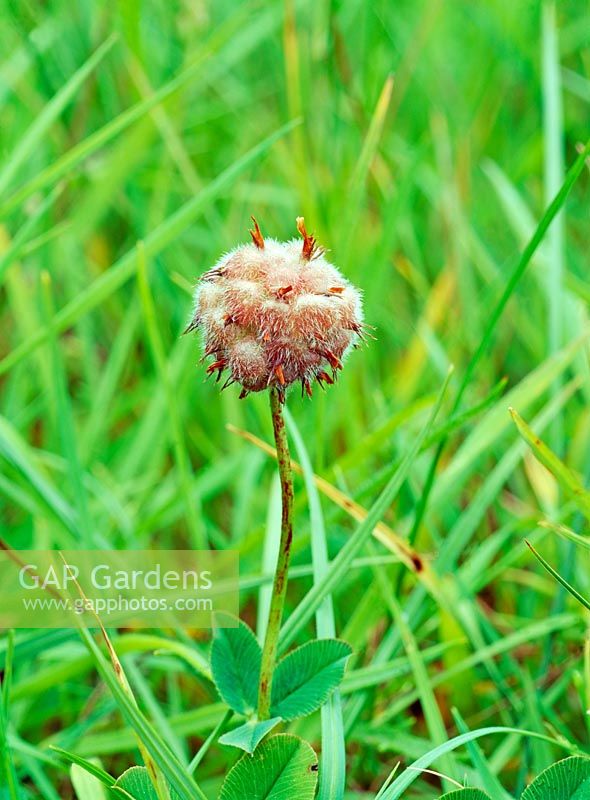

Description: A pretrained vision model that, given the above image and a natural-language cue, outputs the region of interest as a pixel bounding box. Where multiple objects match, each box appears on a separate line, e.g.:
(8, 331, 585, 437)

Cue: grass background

(0, 0, 589, 797)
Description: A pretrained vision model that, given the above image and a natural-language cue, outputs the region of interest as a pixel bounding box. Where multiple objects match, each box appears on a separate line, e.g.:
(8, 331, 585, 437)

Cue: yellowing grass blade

(510, 407, 590, 519)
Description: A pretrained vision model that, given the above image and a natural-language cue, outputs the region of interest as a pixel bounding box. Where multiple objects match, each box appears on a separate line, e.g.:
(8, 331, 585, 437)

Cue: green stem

(258, 388, 294, 720)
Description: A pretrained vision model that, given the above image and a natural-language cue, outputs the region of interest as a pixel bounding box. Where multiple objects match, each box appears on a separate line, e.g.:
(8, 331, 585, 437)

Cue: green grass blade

(427, 339, 585, 522)
(0, 119, 299, 377)
(40, 271, 92, 545)
(188, 709, 233, 775)
(372, 554, 458, 790)
(124, 655, 187, 765)
(286, 409, 346, 800)
(457, 136, 590, 405)
(510, 406, 590, 519)
(435, 379, 580, 574)
(79, 301, 141, 463)
(542, 0, 566, 449)
(79, 628, 209, 800)
(0, 4, 282, 215)
(279, 367, 452, 651)
(451, 709, 513, 800)
(11, 632, 210, 702)
(525, 540, 590, 612)
(0, 416, 78, 541)
(0, 34, 117, 197)
(137, 243, 203, 547)
(374, 613, 578, 726)
(49, 747, 115, 788)
(0, 185, 62, 283)
(410, 133, 590, 540)
(539, 519, 590, 551)
(376, 726, 577, 799)
(0, 631, 20, 800)
(0, 57, 199, 216)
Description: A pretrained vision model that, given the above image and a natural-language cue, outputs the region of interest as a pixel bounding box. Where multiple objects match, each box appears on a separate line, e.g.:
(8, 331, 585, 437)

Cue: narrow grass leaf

(257, 474, 281, 641)
(435, 378, 580, 575)
(79, 628, 208, 800)
(228, 422, 433, 585)
(0, 4, 283, 215)
(457, 136, 590, 405)
(137, 243, 202, 546)
(450, 709, 513, 800)
(59, 560, 172, 800)
(286, 410, 346, 800)
(49, 748, 114, 788)
(0, 416, 78, 541)
(374, 613, 578, 725)
(0, 185, 62, 283)
(525, 541, 590, 612)
(12, 633, 211, 701)
(372, 555, 458, 788)
(510, 407, 590, 519)
(341, 640, 462, 695)
(0, 34, 117, 196)
(74, 705, 227, 758)
(342, 74, 394, 259)
(542, 0, 566, 449)
(0, 631, 19, 800)
(429, 337, 585, 515)
(376, 727, 576, 799)
(410, 133, 590, 539)
(279, 368, 452, 650)
(0, 119, 299, 377)
(124, 657, 187, 766)
(40, 271, 92, 545)
(539, 519, 590, 551)
(188, 709, 232, 774)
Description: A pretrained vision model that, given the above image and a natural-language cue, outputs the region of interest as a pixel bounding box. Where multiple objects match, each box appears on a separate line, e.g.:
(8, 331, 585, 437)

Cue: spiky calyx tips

(186, 217, 367, 400)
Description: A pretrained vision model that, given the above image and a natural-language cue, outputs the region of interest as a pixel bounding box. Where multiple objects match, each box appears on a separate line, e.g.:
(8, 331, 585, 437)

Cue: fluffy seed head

(187, 217, 367, 400)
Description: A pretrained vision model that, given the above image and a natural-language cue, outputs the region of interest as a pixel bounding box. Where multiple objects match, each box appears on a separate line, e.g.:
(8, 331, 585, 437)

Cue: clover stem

(258, 387, 294, 720)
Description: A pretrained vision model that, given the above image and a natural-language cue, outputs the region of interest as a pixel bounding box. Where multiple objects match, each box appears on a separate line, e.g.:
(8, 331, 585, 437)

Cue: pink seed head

(187, 217, 367, 400)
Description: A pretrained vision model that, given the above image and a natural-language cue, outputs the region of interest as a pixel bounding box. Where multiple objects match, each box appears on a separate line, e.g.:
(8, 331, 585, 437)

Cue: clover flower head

(186, 217, 368, 401)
